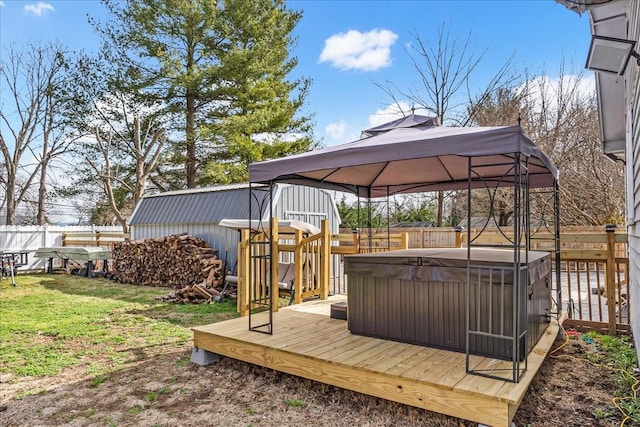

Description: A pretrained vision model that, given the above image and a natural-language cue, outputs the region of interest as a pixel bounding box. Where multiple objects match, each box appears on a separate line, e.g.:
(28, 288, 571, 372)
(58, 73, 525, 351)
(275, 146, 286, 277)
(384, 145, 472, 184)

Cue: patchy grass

(585, 332, 640, 424)
(0, 274, 237, 381)
(564, 332, 640, 425)
(2, 273, 637, 427)
(283, 397, 306, 409)
(90, 374, 109, 388)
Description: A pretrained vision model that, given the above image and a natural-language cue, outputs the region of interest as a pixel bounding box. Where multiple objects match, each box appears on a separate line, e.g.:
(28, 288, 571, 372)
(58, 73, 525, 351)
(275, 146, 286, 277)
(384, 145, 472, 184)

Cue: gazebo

(247, 114, 560, 382)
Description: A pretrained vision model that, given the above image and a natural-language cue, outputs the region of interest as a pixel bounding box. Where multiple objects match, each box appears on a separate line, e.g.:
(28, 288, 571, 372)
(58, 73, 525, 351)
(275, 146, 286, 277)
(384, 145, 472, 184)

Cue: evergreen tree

(92, 0, 315, 188)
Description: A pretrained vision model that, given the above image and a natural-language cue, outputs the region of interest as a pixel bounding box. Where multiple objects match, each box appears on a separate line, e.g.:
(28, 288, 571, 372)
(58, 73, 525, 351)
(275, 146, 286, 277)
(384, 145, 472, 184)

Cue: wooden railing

(466, 227, 629, 334)
(282, 223, 331, 304)
(236, 219, 331, 316)
(558, 231, 629, 335)
(331, 230, 409, 254)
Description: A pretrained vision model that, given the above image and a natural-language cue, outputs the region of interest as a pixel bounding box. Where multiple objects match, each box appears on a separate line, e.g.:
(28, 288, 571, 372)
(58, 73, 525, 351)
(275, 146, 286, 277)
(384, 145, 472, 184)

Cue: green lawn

(0, 274, 237, 378)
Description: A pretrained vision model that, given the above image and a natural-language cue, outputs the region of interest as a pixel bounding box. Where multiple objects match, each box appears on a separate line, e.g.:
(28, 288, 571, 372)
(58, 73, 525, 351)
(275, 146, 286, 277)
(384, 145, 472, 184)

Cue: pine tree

(93, 0, 315, 188)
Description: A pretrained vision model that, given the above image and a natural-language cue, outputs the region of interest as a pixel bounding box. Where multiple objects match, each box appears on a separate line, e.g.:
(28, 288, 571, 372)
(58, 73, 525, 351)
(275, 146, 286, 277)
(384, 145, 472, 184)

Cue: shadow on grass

(124, 303, 238, 328)
(35, 273, 170, 304)
(33, 273, 239, 327)
(0, 342, 467, 427)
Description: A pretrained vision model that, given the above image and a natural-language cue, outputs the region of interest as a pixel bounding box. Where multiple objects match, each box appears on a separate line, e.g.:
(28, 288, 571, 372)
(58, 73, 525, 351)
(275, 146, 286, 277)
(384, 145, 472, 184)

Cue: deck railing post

(605, 224, 617, 334)
(238, 229, 250, 316)
(352, 228, 360, 253)
(455, 226, 463, 248)
(400, 232, 409, 250)
(321, 219, 331, 299)
(271, 217, 279, 312)
(294, 229, 303, 304)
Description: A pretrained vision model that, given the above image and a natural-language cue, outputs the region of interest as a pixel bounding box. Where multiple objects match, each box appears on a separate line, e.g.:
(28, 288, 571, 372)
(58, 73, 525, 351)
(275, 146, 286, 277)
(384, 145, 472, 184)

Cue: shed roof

(129, 184, 273, 226)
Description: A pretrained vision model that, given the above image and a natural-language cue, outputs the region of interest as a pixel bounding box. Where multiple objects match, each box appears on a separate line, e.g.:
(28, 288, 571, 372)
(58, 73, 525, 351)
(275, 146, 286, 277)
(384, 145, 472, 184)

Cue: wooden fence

(62, 231, 130, 247)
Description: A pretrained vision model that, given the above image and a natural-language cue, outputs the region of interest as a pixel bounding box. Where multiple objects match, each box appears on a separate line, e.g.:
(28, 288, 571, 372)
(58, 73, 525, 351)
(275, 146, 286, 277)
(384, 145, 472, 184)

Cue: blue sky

(0, 0, 591, 146)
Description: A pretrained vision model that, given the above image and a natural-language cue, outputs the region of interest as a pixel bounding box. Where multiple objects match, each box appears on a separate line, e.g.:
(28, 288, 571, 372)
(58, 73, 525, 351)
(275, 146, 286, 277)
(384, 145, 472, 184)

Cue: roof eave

(588, 0, 630, 161)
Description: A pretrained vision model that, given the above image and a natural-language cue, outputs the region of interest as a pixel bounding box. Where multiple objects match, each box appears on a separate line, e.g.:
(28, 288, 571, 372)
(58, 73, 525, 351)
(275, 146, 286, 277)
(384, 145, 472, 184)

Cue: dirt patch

(0, 335, 635, 426)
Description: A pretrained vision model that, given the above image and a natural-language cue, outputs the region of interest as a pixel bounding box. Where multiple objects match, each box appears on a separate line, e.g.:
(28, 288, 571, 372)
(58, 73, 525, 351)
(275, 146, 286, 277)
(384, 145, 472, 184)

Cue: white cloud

(325, 120, 347, 140)
(367, 102, 411, 128)
(23, 2, 55, 16)
(319, 29, 398, 72)
(0, 1, 5, 7)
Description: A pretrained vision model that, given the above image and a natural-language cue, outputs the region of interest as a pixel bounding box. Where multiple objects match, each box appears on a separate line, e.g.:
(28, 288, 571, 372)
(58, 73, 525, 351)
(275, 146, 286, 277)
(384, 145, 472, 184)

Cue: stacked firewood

(154, 280, 237, 304)
(112, 234, 225, 295)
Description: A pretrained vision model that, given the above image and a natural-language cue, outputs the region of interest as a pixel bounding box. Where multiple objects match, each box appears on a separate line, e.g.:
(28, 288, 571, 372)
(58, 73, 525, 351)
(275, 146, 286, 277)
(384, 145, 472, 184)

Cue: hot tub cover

(344, 248, 551, 284)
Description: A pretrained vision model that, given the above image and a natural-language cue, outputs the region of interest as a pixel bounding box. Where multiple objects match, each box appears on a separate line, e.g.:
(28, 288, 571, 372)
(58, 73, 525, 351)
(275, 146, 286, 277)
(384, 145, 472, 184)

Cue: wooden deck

(192, 296, 560, 427)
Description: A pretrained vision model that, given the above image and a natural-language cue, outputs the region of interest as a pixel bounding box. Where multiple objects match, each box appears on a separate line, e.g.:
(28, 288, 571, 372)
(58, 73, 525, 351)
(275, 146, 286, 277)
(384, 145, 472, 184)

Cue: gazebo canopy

(249, 115, 558, 198)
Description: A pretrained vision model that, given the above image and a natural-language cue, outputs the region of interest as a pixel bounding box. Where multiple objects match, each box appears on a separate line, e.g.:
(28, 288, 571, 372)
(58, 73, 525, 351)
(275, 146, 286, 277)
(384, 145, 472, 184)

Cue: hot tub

(345, 248, 551, 360)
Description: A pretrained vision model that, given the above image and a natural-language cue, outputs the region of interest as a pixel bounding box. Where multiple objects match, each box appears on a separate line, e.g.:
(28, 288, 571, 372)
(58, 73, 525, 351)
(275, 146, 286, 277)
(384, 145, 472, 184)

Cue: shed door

(284, 211, 327, 229)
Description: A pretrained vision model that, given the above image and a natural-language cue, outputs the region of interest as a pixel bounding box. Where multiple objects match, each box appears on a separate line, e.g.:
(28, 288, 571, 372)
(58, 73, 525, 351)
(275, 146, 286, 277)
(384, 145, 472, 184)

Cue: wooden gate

(236, 219, 331, 316)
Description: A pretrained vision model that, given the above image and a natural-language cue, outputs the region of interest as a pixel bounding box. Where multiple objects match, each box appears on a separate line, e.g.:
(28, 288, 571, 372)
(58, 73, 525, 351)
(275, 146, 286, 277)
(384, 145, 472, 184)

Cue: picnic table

(34, 246, 112, 278)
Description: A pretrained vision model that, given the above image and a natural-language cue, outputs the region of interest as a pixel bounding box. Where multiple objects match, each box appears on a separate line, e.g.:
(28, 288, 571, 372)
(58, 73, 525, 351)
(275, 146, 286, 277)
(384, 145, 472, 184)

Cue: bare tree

(469, 61, 624, 226)
(79, 93, 167, 232)
(0, 42, 75, 225)
(376, 21, 519, 226)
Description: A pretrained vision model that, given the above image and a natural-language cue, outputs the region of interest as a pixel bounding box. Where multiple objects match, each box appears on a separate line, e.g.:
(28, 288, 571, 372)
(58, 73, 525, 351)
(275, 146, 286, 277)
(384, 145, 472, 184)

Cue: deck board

(192, 297, 559, 427)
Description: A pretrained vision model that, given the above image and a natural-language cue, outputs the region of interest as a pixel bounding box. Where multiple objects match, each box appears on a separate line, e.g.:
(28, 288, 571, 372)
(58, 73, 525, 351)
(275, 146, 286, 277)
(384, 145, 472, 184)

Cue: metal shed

(128, 183, 341, 272)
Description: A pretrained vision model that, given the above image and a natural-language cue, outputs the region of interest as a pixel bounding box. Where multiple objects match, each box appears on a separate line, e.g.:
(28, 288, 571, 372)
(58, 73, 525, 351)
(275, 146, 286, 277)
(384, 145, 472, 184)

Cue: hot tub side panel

(346, 254, 551, 360)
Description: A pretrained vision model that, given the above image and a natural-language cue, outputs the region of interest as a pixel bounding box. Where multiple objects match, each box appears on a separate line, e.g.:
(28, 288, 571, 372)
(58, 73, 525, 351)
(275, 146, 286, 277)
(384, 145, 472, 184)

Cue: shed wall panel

(129, 184, 342, 282)
(275, 186, 340, 233)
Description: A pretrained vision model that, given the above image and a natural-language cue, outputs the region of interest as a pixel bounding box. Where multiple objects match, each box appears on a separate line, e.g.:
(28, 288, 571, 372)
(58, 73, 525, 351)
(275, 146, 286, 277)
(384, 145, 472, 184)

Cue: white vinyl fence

(0, 225, 123, 272)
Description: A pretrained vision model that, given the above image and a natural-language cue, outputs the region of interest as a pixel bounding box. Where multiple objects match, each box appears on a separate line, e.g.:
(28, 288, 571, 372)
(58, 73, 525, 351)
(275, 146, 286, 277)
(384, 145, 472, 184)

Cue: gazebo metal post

(248, 182, 274, 334)
(367, 192, 373, 252)
(512, 154, 521, 382)
(466, 154, 529, 383)
(386, 189, 390, 251)
(465, 157, 472, 374)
